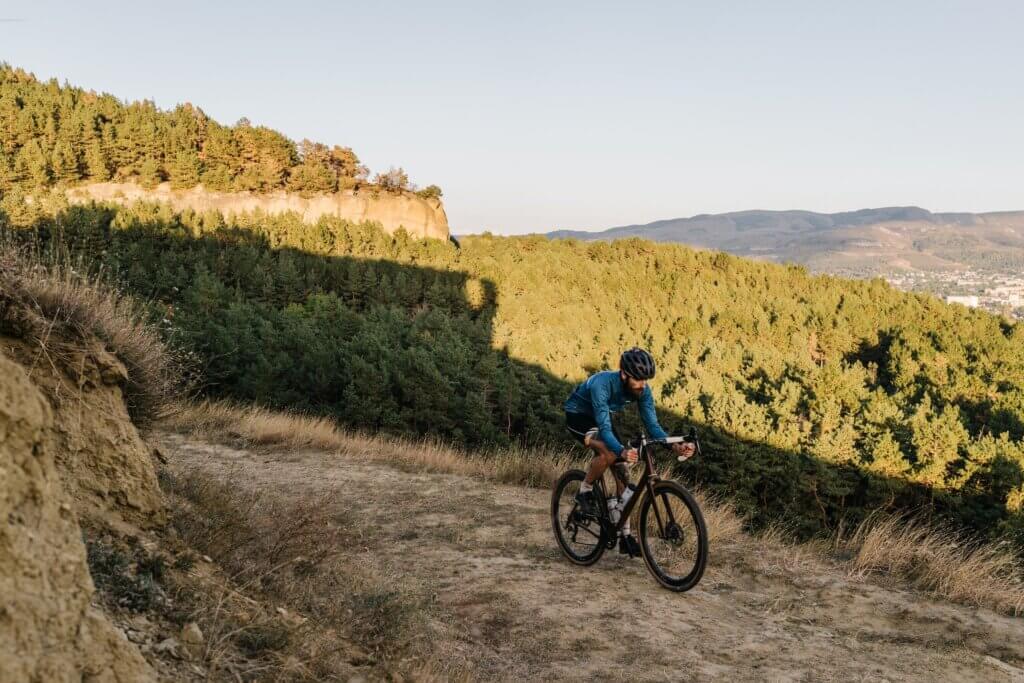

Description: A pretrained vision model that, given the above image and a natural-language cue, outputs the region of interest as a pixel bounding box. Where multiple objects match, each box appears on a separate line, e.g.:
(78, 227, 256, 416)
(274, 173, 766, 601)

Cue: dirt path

(158, 433, 1024, 682)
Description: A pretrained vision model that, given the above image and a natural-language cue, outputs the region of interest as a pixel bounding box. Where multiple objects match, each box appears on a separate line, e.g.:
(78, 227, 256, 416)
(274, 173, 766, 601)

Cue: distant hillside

(549, 207, 1024, 275)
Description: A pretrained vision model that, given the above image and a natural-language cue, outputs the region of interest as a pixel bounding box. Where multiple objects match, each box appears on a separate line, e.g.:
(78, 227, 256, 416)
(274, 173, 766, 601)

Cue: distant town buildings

(842, 267, 1024, 320)
(945, 295, 980, 308)
(984, 285, 1024, 307)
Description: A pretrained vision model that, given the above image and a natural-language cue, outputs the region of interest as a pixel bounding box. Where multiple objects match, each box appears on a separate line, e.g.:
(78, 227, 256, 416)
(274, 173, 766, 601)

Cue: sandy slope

(158, 433, 1024, 682)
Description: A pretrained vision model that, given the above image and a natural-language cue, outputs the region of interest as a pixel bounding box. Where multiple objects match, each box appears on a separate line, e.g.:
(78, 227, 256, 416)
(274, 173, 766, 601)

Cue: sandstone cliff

(0, 260, 167, 680)
(0, 346, 156, 682)
(68, 182, 450, 240)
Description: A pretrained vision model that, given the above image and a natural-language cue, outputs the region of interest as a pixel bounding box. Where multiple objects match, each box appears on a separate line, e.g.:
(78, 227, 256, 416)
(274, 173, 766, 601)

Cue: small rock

(154, 637, 180, 658)
(181, 622, 204, 646)
(95, 349, 129, 386)
(202, 555, 213, 563)
(126, 629, 147, 644)
(129, 615, 152, 630)
(275, 606, 307, 626)
(180, 622, 204, 659)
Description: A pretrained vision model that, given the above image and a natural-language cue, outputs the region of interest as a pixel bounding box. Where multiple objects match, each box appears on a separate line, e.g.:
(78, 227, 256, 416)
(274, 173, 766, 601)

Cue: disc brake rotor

(663, 522, 685, 547)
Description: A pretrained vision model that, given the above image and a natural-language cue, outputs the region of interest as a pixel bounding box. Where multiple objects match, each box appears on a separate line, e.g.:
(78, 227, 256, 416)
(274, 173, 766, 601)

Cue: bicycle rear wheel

(551, 469, 608, 566)
(638, 480, 707, 591)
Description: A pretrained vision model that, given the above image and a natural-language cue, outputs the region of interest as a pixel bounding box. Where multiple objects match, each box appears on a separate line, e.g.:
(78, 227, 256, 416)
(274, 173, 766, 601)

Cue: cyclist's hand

(673, 442, 696, 461)
(622, 448, 639, 464)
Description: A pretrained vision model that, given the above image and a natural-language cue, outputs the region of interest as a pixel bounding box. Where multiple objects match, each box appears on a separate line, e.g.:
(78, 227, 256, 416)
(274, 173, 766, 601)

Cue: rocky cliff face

(68, 182, 450, 241)
(0, 346, 156, 682)
(1, 335, 165, 529)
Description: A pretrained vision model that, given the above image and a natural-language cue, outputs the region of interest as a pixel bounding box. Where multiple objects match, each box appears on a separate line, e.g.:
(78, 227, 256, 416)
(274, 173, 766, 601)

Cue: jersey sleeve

(591, 378, 625, 456)
(640, 386, 669, 440)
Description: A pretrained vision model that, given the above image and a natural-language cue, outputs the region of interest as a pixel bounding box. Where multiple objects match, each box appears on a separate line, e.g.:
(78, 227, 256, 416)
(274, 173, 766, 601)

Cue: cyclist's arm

(591, 381, 625, 456)
(639, 386, 669, 441)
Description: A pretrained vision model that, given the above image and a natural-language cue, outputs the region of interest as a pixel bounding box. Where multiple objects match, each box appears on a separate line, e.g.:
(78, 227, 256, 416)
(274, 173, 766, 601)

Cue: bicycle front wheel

(638, 481, 708, 591)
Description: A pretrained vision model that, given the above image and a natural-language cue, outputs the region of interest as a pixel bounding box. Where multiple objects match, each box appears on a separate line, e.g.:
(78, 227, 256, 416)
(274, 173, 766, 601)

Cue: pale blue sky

(3, 1, 1022, 234)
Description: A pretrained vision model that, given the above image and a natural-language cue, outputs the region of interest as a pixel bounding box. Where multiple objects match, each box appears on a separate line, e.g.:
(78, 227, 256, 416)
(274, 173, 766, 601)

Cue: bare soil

(158, 433, 1024, 682)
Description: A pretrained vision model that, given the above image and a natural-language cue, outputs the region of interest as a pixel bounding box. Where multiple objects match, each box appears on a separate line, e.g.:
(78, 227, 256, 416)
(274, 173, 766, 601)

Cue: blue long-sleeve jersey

(563, 370, 669, 456)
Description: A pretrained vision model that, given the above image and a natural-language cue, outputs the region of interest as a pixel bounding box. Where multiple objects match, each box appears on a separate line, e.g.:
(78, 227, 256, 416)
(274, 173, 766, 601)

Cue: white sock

(622, 520, 631, 536)
(579, 482, 593, 493)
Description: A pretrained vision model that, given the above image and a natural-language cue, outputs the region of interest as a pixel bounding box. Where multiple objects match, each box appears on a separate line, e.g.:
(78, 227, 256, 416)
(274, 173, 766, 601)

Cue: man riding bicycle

(564, 347, 695, 557)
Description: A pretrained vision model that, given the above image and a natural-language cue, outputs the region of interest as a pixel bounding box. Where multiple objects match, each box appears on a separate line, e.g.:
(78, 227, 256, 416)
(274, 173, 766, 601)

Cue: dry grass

(0, 239, 178, 423)
(164, 399, 1024, 617)
(161, 465, 459, 680)
(838, 513, 1024, 615)
(697, 493, 746, 549)
(163, 399, 580, 489)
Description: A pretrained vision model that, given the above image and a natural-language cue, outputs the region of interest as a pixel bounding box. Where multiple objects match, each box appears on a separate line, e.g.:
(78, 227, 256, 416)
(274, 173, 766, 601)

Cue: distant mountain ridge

(548, 207, 1024, 274)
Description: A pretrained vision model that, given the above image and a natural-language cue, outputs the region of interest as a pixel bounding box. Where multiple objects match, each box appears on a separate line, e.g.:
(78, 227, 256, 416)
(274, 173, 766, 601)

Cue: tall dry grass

(838, 513, 1024, 615)
(163, 399, 580, 489)
(0, 239, 178, 423)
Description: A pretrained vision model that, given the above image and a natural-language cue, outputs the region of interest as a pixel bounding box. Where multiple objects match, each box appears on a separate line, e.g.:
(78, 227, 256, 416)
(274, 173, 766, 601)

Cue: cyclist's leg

(582, 433, 618, 487)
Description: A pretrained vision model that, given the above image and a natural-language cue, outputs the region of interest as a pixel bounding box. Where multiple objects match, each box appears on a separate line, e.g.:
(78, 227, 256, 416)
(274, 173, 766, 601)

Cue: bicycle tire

(638, 480, 708, 591)
(551, 469, 609, 566)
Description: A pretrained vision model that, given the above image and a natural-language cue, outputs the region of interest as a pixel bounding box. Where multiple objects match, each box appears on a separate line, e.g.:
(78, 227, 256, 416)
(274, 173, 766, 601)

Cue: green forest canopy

(5, 200, 1024, 546)
(0, 64, 440, 198)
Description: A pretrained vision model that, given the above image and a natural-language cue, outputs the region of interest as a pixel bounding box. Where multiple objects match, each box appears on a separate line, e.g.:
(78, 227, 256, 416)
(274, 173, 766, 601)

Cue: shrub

(0, 238, 180, 424)
(416, 184, 443, 200)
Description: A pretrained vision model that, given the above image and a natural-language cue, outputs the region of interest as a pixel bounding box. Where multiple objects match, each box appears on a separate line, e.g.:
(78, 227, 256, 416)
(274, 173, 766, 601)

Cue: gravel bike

(551, 428, 708, 591)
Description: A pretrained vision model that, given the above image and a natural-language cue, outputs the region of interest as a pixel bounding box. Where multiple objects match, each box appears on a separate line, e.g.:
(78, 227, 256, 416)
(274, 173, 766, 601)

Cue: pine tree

(138, 157, 162, 188)
(84, 138, 110, 181)
(50, 140, 80, 184)
(15, 139, 50, 188)
(0, 149, 12, 190)
(169, 149, 202, 189)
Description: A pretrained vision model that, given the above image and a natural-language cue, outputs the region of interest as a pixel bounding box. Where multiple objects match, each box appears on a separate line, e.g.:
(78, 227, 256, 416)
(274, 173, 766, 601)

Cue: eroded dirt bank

(0, 343, 156, 682)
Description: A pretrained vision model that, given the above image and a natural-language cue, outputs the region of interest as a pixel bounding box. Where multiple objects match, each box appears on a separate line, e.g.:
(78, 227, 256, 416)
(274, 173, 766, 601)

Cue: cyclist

(564, 347, 695, 557)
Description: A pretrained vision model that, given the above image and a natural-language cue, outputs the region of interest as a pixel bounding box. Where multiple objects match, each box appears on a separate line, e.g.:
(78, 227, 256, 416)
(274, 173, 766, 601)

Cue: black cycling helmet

(620, 347, 656, 380)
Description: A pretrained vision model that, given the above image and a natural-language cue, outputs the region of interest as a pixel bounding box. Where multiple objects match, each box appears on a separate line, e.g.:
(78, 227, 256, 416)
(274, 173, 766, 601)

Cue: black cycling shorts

(565, 411, 620, 447)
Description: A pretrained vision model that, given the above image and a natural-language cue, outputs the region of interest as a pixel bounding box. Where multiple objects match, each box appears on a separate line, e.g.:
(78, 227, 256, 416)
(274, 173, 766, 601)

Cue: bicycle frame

(600, 433, 699, 537)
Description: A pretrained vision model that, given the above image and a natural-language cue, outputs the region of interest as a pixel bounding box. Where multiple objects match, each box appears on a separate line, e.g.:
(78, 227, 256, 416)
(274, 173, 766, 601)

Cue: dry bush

(162, 466, 442, 680)
(694, 491, 745, 548)
(0, 239, 178, 423)
(840, 513, 1024, 615)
